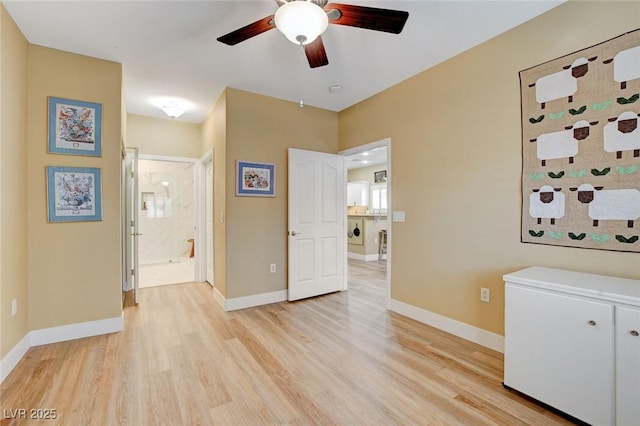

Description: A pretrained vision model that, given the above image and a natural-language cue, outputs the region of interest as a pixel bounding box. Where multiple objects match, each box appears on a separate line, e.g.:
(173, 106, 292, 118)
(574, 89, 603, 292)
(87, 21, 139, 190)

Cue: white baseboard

(1, 315, 124, 384)
(348, 253, 384, 261)
(30, 315, 124, 347)
(212, 286, 225, 309)
(224, 289, 287, 311)
(388, 298, 504, 353)
(0, 332, 31, 383)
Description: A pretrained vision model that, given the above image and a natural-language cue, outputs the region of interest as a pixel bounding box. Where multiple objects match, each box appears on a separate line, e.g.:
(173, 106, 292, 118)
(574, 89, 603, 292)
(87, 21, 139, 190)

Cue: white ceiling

(345, 146, 387, 170)
(4, 0, 564, 124)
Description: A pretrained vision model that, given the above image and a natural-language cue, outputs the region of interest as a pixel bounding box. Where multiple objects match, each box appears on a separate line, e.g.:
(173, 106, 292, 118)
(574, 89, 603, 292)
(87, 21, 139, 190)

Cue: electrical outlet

(480, 288, 490, 303)
(270, 263, 276, 273)
(11, 298, 17, 316)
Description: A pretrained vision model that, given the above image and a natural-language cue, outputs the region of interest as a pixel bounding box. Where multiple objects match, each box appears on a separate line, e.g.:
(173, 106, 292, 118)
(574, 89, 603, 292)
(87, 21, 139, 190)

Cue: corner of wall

(201, 90, 227, 298)
(0, 1, 30, 361)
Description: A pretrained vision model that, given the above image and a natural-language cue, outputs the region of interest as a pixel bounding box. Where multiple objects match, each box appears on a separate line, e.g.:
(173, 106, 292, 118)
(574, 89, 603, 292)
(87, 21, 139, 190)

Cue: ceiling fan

(217, 0, 409, 68)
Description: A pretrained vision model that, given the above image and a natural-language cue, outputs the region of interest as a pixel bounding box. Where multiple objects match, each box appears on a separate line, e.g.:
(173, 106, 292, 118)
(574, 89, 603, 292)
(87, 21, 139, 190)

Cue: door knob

(290, 231, 302, 236)
(631, 330, 639, 337)
(588, 320, 597, 326)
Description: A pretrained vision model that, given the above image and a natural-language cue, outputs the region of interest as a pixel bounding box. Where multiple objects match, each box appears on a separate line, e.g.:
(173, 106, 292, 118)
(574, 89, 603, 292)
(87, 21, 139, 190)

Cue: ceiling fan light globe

(275, 1, 328, 45)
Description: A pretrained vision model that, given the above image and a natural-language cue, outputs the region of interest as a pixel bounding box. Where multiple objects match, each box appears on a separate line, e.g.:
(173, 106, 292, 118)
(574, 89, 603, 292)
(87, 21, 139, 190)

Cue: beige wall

(127, 113, 201, 158)
(348, 164, 386, 184)
(0, 3, 28, 358)
(27, 46, 122, 330)
(339, 1, 640, 335)
(201, 91, 228, 297)
(224, 89, 339, 299)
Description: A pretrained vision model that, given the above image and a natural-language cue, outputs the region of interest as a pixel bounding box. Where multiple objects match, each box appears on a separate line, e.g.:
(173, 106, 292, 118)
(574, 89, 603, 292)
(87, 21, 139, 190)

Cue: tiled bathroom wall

(138, 159, 194, 264)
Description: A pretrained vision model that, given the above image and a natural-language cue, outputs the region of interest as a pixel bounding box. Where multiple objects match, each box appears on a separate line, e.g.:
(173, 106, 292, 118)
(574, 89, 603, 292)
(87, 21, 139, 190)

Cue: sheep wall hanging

(520, 29, 640, 253)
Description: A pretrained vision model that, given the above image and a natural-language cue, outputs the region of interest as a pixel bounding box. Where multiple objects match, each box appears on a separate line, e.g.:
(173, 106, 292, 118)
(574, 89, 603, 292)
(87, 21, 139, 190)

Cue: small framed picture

(48, 96, 102, 157)
(374, 170, 387, 183)
(236, 161, 276, 197)
(47, 166, 103, 222)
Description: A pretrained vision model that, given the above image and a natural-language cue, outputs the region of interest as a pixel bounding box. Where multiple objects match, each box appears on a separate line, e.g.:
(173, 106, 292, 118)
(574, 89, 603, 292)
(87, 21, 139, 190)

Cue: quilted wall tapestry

(520, 29, 640, 253)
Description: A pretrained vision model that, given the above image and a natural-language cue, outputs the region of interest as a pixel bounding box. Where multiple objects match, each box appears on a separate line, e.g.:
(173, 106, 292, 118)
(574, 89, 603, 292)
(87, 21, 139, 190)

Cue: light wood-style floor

(1, 260, 574, 425)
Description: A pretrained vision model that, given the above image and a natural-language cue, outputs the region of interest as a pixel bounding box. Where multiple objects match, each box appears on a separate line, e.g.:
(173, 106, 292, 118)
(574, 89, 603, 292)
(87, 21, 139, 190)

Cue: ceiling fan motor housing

(218, 0, 409, 68)
(275, 0, 329, 45)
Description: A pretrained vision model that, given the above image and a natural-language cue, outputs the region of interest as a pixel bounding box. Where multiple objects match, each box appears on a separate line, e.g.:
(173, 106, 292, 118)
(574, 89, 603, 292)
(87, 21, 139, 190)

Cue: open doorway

(137, 157, 196, 288)
(340, 139, 391, 303)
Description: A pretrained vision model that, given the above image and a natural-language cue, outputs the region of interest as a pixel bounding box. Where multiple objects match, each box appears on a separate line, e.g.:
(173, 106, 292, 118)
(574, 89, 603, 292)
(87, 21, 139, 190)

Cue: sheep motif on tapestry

(603, 45, 640, 90)
(604, 111, 640, 159)
(529, 57, 597, 109)
(530, 186, 565, 225)
(570, 183, 640, 228)
(520, 30, 640, 253)
(530, 120, 598, 166)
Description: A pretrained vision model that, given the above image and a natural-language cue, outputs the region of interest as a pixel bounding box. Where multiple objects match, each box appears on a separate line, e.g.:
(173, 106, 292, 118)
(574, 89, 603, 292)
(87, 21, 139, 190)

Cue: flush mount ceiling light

(274, 0, 329, 45)
(161, 104, 185, 119)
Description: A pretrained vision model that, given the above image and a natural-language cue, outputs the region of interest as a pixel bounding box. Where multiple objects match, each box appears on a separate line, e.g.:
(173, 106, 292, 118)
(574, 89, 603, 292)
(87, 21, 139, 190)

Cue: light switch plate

(392, 211, 405, 222)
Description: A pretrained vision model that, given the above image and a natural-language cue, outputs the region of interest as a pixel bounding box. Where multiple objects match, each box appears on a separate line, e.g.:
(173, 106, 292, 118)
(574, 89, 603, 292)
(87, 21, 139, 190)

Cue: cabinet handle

(631, 330, 639, 337)
(588, 320, 597, 326)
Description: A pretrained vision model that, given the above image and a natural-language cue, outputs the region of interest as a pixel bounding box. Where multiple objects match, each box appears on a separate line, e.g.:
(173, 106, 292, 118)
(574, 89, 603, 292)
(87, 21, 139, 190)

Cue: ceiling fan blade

(217, 15, 275, 46)
(325, 3, 409, 34)
(305, 36, 329, 68)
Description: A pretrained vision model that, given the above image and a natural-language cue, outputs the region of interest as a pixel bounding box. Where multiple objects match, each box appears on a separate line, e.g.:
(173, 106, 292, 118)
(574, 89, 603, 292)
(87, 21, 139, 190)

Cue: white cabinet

(505, 285, 614, 425)
(503, 267, 640, 426)
(616, 306, 640, 426)
(347, 181, 369, 206)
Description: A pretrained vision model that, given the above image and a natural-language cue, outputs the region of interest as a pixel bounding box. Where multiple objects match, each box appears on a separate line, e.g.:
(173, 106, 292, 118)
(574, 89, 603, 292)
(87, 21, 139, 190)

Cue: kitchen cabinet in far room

(347, 181, 369, 207)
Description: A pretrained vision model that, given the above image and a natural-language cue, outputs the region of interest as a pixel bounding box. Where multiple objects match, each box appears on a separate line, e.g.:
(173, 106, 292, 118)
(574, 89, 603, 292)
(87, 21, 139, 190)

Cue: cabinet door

(347, 182, 369, 206)
(616, 306, 640, 426)
(347, 183, 360, 206)
(505, 284, 615, 426)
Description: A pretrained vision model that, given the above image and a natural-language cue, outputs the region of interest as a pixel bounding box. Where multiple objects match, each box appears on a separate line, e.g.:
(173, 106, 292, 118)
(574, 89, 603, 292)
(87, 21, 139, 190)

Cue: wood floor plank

(1, 260, 576, 425)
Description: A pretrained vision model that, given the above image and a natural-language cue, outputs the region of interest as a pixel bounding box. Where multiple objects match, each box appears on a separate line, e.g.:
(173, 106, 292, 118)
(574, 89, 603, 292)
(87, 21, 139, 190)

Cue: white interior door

(121, 147, 130, 293)
(126, 148, 140, 304)
(205, 159, 214, 285)
(288, 148, 346, 301)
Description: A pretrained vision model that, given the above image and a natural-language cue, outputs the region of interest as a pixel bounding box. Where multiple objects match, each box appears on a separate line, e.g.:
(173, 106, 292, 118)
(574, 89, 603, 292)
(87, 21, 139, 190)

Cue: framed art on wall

(236, 161, 276, 197)
(374, 170, 387, 183)
(48, 96, 102, 157)
(47, 166, 103, 222)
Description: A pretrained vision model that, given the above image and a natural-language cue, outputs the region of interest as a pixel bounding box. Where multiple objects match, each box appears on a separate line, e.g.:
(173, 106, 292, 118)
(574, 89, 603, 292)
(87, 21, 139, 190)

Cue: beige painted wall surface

(27, 46, 122, 330)
(348, 164, 386, 184)
(201, 92, 227, 297)
(126, 113, 201, 158)
(0, 3, 28, 358)
(339, 1, 640, 336)
(225, 88, 339, 299)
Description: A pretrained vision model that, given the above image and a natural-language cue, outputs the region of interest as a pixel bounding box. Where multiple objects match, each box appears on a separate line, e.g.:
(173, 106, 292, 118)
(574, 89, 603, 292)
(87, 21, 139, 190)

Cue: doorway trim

(339, 137, 392, 306)
(198, 150, 213, 284)
(136, 154, 200, 286)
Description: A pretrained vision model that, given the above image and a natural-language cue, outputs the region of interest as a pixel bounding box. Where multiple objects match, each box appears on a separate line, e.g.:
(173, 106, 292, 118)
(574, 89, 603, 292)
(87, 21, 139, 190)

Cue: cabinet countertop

(503, 266, 640, 307)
